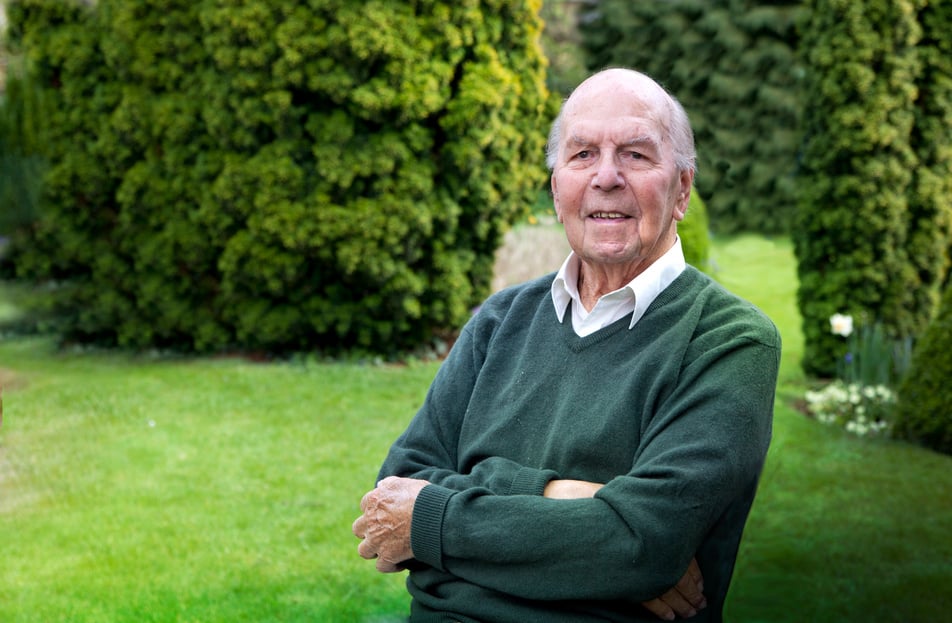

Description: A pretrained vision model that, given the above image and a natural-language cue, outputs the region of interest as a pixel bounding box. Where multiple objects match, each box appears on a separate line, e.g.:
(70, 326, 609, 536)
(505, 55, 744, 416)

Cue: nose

(591, 155, 625, 191)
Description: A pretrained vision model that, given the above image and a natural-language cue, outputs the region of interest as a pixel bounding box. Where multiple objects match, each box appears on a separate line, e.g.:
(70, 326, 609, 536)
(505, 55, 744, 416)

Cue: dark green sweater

(379, 266, 781, 622)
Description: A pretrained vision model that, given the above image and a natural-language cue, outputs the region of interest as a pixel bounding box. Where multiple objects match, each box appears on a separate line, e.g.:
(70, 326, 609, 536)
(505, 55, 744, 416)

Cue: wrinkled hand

(641, 558, 706, 620)
(352, 476, 429, 573)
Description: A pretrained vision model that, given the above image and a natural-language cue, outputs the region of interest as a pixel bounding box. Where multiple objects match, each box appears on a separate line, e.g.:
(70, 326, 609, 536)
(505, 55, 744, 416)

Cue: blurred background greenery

(1, 1, 950, 620)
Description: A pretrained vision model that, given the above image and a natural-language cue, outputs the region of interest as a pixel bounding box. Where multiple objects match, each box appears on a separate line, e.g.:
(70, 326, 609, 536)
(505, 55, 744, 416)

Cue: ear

(672, 169, 694, 222)
(551, 175, 563, 223)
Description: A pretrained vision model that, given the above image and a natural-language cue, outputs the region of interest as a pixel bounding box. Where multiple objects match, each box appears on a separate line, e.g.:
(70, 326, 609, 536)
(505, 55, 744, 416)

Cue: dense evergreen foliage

(681, 189, 710, 273)
(0, 71, 46, 234)
(906, 1, 952, 319)
(1, 0, 550, 355)
(580, 0, 804, 235)
(893, 0, 952, 453)
(895, 282, 952, 456)
(539, 0, 587, 98)
(793, 0, 952, 377)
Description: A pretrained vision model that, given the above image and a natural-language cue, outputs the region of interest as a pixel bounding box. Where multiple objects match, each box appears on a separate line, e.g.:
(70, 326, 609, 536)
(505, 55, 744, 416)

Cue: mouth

(589, 212, 631, 220)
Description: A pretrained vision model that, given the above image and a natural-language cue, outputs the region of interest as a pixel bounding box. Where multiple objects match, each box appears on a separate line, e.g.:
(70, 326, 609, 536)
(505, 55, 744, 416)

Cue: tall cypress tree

(539, 0, 588, 98)
(580, 0, 803, 234)
(794, 0, 923, 377)
(0, 71, 47, 234)
(905, 1, 952, 318)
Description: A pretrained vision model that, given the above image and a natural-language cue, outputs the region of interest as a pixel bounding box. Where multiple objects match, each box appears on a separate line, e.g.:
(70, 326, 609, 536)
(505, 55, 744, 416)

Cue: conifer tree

(895, 281, 952, 455)
(2, 0, 550, 355)
(0, 72, 46, 233)
(539, 0, 588, 97)
(794, 0, 923, 376)
(580, 0, 803, 234)
(905, 0, 952, 326)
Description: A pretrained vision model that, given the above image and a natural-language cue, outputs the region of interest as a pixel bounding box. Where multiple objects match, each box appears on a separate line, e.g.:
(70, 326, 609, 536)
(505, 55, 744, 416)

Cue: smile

(590, 212, 629, 219)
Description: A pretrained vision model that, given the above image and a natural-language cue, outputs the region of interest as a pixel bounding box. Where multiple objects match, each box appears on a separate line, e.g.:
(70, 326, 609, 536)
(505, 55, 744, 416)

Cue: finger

(687, 557, 704, 594)
(352, 515, 365, 538)
(655, 588, 697, 619)
(360, 488, 377, 513)
(376, 475, 401, 488)
(375, 557, 403, 573)
(640, 598, 675, 621)
(674, 574, 703, 607)
(675, 560, 706, 608)
(357, 537, 378, 561)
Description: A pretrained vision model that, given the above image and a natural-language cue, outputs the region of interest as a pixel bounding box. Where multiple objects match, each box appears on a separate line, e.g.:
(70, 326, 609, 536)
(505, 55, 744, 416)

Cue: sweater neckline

(558, 302, 632, 352)
(555, 267, 703, 352)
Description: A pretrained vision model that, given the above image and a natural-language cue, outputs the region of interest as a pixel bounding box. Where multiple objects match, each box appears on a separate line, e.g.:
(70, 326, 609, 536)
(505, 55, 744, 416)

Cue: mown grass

(0, 339, 426, 621)
(1, 234, 950, 622)
(711, 237, 952, 622)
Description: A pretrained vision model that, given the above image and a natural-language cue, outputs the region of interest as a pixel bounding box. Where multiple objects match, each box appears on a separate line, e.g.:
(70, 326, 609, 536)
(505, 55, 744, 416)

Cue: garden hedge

(681, 188, 710, 272)
(905, 0, 952, 325)
(580, 0, 804, 236)
(0, 71, 46, 234)
(1, 0, 550, 355)
(793, 0, 952, 377)
(894, 283, 952, 455)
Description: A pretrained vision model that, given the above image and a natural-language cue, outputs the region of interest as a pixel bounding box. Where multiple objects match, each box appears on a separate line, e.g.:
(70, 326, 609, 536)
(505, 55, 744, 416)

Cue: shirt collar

(550, 237, 686, 328)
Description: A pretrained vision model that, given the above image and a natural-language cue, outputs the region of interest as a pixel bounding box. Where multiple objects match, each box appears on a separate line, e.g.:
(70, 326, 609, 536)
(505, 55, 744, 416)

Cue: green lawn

(1, 235, 950, 622)
(710, 236, 952, 622)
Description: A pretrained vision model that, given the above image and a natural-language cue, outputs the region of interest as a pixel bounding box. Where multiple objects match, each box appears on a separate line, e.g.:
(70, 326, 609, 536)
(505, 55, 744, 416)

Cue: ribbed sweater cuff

(509, 467, 559, 496)
(411, 484, 454, 571)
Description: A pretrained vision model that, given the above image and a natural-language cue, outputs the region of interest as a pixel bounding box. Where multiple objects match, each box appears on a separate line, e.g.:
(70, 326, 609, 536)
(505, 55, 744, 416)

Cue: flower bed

(805, 380, 894, 438)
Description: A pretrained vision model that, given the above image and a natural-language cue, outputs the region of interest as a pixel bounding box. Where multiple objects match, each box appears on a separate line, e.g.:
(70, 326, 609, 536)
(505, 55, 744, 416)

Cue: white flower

(804, 379, 894, 438)
(830, 313, 854, 337)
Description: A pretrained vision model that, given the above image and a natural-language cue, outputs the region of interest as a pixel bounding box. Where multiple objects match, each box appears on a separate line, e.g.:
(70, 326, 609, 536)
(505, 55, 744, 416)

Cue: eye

(575, 150, 593, 160)
(626, 151, 645, 160)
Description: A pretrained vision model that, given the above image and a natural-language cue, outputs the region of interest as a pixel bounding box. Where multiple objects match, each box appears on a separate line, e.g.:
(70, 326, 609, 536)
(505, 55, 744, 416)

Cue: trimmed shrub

(580, 0, 804, 235)
(539, 0, 588, 98)
(794, 0, 924, 377)
(906, 0, 952, 325)
(0, 70, 47, 235)
(681, 188, 710, 272)
(2, 0, 550, 355)
(894, 284, 952, 455)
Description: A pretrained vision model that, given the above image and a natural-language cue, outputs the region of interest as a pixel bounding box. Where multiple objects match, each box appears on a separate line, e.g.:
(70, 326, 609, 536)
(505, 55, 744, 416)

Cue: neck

(575, 235, 678, 312)
(577, 262, 644, 311)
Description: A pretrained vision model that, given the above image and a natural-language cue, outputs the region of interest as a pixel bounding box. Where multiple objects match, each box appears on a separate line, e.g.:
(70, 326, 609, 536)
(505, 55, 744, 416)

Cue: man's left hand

(641, 557, 706, 620)
(353, 476, 429, 572)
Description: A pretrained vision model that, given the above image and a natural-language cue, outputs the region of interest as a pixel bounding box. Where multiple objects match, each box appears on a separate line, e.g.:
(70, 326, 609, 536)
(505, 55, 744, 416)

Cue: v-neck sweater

(378, 266, 781, 622)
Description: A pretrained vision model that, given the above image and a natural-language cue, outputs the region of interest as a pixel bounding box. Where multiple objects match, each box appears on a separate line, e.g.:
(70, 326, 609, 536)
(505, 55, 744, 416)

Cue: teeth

(592, 212, 625, 219)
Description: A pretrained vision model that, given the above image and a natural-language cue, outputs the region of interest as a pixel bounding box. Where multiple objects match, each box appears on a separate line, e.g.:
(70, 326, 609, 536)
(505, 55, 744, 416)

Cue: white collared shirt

(550, 237, 687, 337)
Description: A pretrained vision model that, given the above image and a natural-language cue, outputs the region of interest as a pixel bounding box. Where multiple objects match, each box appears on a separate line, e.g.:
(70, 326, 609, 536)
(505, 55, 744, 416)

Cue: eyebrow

(567, 134, 594, 148)
(622, 135, 661, 149)
(566, 134, 661, 149)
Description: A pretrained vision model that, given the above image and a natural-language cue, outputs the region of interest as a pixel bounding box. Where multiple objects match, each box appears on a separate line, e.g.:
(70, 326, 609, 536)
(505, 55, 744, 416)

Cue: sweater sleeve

(378, 310, 559, 497)
(410, 320, 781, 602)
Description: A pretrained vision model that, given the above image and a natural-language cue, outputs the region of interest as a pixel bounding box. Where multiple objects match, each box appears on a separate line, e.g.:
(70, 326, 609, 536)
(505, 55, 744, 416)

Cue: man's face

(551, 78, 693, 277)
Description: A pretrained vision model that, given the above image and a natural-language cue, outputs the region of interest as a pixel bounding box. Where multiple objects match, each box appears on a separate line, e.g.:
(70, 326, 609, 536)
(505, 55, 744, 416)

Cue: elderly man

(353, 68, 781, 622)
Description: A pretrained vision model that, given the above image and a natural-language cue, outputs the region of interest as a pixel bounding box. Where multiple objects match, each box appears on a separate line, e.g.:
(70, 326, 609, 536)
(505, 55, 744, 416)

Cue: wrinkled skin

(355, 476, 707, 619)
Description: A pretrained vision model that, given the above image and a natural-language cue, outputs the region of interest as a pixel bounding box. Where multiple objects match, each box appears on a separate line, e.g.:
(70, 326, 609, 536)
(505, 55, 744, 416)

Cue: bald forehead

(563, 69, 671, 121)
(545, 68, 695, 172)
(572, 68, 668, 98)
